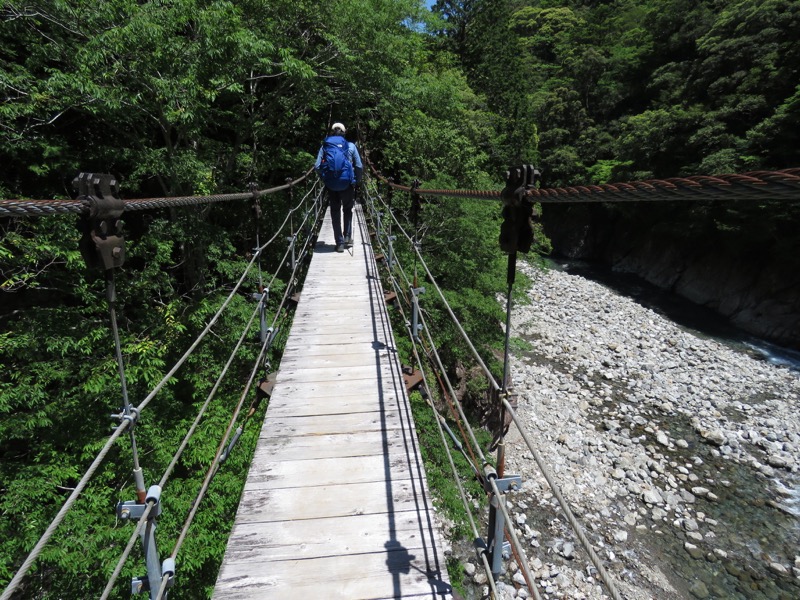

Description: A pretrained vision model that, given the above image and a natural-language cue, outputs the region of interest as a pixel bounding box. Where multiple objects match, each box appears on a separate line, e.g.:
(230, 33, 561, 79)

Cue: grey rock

(642, 489, 664, 505)
(685, 543, 704, 560)
(689, 580, 710, 598)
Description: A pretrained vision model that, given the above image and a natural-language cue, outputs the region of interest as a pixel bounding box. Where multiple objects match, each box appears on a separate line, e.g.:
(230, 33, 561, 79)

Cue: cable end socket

(161, 558, 176, 589)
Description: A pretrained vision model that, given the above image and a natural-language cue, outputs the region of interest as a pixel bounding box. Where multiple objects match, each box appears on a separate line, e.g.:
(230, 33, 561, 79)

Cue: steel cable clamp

(75, 172, 125, 271)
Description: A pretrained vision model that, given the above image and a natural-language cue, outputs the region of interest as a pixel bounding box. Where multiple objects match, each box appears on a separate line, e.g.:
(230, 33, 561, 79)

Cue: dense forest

(1, 0, 798, 597)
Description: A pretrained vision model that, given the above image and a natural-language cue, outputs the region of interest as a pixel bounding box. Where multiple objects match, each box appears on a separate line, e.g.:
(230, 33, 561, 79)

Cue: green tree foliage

(3, 0, 799, 596)
(0, 205, 278, 597)
(440, 0, 799, 183)
(1, 0, 329, 197)
(0, 1, 509, 597)
(460, 0, 541, 166)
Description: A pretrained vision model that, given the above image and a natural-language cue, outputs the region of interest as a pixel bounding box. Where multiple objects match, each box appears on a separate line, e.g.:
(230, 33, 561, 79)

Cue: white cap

(331, 122, 346, 133)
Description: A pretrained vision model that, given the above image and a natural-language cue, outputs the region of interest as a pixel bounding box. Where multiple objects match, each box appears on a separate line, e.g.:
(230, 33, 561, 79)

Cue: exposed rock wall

(541, 203, 800, 350)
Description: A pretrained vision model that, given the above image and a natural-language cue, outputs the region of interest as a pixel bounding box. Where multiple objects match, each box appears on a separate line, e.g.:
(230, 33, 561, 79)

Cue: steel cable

(365, 182, 491, 477)
(2, 174, 316, 600)
(408, 351, 500, 600)
(102, 298, 264, 598)
(134, 181, 312, 417)
(410, 239, 620, 600)
(366, 185, 541, 599)
(364, 186, 485, 477)
(384, 233, 535, 593)
(414, 304, 488, 467)
(156, 323, 274, 600)
(0, 424, 130, 600)
(0, 168, 314, 217)
(153, 196, 326, 600)
(362, 188, 413, 308)
(402, 243, 615, 599)
(371, 190, 502, 391)
(502, 397, 623, 600)
(366, 175, 624, 599)
(123, 187, 319, 587)
(362, 183, 500, 597)
(368, 159, 800, 203)
(7, 164, 796, 217)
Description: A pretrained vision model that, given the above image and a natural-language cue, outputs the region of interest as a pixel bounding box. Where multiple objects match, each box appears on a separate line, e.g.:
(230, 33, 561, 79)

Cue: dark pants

(327, 186, 355, 245)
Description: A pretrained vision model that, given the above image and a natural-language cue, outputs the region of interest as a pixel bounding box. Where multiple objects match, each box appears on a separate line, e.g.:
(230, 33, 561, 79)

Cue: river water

(551, 259, 800, 599)
(455, 259, 799, 599)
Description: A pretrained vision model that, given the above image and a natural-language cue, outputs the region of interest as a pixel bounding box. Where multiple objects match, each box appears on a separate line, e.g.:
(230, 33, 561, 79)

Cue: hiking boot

(336, 243, 344, 253)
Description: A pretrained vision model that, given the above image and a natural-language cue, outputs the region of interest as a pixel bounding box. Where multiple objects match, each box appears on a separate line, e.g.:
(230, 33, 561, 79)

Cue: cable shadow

(355, 203, 452, 599)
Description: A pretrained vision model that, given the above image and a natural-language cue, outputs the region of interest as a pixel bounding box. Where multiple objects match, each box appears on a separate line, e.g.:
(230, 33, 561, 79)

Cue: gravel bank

(463, 262, 800, 600)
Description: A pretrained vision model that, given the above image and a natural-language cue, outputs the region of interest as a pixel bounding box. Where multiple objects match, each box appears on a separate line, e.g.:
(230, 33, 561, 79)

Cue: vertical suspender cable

(497, 251, 517, 479)
(501, 252, 516, 399)
(251, 184, 264, 293)
(107, 269, 147, 502)
(410, 180, 421, 277)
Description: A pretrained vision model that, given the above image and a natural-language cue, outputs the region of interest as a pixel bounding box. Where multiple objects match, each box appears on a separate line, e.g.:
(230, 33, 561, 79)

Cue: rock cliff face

(541, 203, 800, 351)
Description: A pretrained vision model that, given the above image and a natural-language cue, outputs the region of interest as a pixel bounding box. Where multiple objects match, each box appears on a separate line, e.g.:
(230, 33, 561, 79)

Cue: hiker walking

(315, 122, 363, 253)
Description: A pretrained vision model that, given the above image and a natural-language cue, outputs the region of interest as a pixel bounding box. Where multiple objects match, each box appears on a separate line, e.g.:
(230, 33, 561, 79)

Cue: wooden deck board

(264, 395, 402, 417)
(274, 364, 400, 386)
(233, 478, 433, 523)
(218, 511, 441, 563)
(254, 429, 423, 461)
(256, 410, 408, 439)
(283, 330, 392, 346)
(245, 454, 428, 490)
(266, 379, 403, 401)
(213, 206, 451, 599)
(274, 350, 393, 369)
(214, 551, 451, 600)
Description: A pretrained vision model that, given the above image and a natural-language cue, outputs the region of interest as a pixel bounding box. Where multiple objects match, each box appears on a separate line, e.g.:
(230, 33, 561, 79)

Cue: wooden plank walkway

(213, 204, 453, 599)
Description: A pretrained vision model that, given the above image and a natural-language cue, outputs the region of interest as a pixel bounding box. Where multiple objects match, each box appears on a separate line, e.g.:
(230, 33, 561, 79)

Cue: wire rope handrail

(0, 167, 315, 217)
(367, 158, 800, 203)
(1, 170, 319, 600)
(368, 205, 540, 595)
(364, 188, 486, 477)
(369, 187, 502, 392)
(134, 178, 316, 417)
(152, 188, 326, 600)
(363, 175, 624, 599)
(103, 182, 324, 598)
(101, 286, 268, 599)
(362, 184, 504, 597)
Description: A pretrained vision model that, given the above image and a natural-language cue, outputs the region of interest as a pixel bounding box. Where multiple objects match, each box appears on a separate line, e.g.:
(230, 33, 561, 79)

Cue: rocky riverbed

(460, 261, 800, 600)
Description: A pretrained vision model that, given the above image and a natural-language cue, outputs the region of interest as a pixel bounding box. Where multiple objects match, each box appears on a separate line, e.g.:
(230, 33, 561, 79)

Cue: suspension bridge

(1, 165, 799, 600)
(212, 204, 451, 599)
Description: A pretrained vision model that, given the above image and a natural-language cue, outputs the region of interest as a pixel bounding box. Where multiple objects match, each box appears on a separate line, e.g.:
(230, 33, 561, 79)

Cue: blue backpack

(319, 135, 354, 191)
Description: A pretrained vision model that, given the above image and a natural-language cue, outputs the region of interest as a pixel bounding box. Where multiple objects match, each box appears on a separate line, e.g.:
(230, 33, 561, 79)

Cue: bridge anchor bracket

(118, 486, 167, 597)
(117, 485, 163, 522)
(486, 473, 522, 580)
(75, 172, 125, 271)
